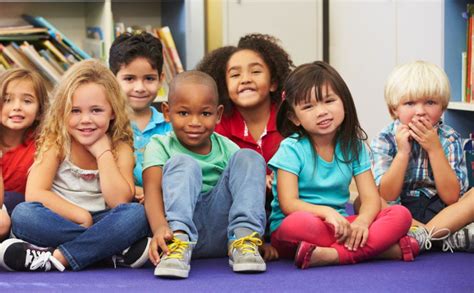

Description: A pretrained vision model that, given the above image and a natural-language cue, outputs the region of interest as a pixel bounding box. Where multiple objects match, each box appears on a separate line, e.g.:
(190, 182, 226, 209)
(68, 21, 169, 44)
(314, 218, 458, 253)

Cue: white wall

(330, 0, 443, 141)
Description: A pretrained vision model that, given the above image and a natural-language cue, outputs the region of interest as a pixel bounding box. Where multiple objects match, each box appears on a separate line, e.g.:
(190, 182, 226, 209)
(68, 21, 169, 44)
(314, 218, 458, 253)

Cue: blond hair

(384, 60, 450, 119)
(35, 59, 133, 163)
(0, 68, 50, 133)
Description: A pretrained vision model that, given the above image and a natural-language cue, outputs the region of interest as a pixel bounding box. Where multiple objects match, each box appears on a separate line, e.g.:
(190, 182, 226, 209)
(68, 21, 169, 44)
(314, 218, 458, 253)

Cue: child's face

(226, 49, 276, 110)
(290, 85, 345, 140)
(394, 97, 443, 126)
(67, 83, 115, 147)
(163, 83, 223, 155)
(116, 57, 162, 113)
(1, 79, 40, 132)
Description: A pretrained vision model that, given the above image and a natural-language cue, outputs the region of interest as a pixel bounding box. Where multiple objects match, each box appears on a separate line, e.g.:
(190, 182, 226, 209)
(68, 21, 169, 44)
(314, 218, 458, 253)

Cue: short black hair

(168, 71, 218, 106)
(109, 32, 163, 75)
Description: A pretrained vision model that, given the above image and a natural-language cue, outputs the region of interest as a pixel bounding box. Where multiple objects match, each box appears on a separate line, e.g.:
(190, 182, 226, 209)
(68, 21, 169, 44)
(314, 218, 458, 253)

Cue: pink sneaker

(294, 241, 316, 269)
(399, 235, 420, 262)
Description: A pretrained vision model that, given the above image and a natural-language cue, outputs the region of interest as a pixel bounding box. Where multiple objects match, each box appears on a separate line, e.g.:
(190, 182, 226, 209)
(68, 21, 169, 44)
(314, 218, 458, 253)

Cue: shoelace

(162, 237, 195, 260)
(442, 230, 466, 253)
(230, 232, 263, 255)
(412, 226, 450, 251)
(26, 249, 65, 272)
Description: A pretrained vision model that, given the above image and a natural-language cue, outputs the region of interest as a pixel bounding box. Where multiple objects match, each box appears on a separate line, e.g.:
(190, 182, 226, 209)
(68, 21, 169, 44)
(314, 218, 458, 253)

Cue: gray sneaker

(154, 234, 194, 279)
(442, 222, 474, 253)
(228, 232, 266, 272)
(407, 225, 450, 253)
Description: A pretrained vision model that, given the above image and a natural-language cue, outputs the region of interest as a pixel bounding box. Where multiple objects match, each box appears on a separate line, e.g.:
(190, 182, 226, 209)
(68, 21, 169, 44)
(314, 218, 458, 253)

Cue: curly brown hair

(196, 33, 294, 114)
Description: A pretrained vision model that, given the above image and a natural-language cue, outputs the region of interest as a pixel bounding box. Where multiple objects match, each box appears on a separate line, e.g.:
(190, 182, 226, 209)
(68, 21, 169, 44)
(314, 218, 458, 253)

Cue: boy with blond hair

(372, 60, 474, 253)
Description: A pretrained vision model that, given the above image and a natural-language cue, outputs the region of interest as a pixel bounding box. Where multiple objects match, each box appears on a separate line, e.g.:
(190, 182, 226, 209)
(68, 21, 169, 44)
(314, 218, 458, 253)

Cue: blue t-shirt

(268, 135, 371, 233)
(132, 106, 172, 187)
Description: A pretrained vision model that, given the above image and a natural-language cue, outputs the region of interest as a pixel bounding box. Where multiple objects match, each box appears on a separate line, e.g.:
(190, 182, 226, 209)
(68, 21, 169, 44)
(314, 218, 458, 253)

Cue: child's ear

(216, 104, 224, 124)
(288, 112, 301, 127)
(269, 81, 278, 93)
(162, 102, 171, 122)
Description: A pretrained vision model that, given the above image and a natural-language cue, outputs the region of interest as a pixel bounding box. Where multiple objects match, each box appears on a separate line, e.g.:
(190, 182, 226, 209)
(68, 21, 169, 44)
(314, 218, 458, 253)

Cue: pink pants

(271, 205, 412, 264)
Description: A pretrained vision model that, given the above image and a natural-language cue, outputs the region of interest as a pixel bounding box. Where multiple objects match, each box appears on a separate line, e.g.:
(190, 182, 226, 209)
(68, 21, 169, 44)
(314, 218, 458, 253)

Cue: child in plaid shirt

(372, 60, 474, 253)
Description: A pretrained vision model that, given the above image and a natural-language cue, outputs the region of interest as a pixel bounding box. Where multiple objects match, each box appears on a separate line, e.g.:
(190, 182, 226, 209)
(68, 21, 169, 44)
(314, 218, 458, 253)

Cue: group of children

(0, 31, 473, 278)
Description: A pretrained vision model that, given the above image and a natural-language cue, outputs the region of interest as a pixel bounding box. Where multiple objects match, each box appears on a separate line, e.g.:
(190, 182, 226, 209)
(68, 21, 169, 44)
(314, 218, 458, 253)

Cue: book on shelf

(157, 26, 184, 74)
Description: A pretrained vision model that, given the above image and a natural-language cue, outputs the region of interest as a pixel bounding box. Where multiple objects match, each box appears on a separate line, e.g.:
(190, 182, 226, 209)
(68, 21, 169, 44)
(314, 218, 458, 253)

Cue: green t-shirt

(143, 132, 240, 193)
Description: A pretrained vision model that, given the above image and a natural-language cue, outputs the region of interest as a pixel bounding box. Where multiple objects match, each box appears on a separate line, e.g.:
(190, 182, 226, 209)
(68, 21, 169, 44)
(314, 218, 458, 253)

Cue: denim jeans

(162, 149, 267, 258)
(11, 202, 150, 271)
(4, 191, 25, 215)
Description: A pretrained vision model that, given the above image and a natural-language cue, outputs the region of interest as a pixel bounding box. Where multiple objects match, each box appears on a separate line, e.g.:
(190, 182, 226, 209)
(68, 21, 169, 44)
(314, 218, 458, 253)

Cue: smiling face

(163, 82, 223, 155)
(1, 79, 40, 133)
(116, 57, 162, 113)
(67, 82, 115, 147)
(225, 49, 276, 110)
(290, 85, 345, 141)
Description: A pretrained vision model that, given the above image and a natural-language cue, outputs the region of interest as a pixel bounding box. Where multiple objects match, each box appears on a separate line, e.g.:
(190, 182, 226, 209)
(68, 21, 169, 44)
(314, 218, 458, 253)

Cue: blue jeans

(4, 191, 25, 215)
(11, 202, 150, 271)
(162, 149, 267, 258)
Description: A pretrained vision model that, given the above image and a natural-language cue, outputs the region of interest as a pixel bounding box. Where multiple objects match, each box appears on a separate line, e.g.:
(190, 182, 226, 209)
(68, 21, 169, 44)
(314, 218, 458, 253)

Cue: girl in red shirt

(197, 34, 294, 260)
(0, 68, 49, 240)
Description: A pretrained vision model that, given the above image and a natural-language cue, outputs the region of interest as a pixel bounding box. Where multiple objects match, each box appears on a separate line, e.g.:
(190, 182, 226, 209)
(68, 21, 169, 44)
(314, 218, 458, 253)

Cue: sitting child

(372, 60, 474, 253)
(109, 32, 172, 202)
(143, 71, 267, 278)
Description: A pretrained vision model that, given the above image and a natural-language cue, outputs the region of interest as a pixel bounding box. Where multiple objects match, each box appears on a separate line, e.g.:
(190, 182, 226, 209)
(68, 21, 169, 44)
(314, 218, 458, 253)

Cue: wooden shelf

(447, 101, 474, 112)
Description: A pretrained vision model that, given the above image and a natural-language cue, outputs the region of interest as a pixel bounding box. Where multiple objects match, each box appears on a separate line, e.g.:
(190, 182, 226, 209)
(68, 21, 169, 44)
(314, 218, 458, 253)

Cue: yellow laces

(162, 237, 195, 260)
(230, 232, 263, 254)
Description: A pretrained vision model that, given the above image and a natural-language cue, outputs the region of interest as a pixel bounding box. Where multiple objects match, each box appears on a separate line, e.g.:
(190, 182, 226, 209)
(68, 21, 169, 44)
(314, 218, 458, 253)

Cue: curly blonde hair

(35, 59, 133, 163)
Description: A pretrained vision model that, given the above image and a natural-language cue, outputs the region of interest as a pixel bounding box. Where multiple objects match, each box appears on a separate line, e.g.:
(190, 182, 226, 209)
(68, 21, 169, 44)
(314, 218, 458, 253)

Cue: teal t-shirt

(143, 132, 239, 193)
(268, 135, 371, 233)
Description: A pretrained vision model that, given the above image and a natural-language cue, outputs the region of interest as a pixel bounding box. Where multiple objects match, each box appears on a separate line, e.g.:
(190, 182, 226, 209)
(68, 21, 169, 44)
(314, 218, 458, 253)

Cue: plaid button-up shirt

(371, 119, 468, 201)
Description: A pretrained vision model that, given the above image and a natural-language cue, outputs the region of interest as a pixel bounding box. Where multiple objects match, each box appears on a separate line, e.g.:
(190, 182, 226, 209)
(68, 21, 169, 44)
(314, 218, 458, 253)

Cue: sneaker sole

(129, 237, 152, 268)
(229, 259, 266, 272)
(154, 266, 190, 278)
(0, 238, 25, 271)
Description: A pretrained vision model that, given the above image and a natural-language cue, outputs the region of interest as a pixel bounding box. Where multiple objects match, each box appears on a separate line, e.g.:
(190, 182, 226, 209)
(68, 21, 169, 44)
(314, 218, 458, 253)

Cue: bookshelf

(444, 0, 474, 138)
(0, 0, 204, 70)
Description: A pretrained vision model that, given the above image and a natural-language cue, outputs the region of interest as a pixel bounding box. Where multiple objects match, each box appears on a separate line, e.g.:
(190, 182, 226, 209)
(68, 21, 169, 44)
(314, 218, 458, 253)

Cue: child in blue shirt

(143, 71, 267, 278)
(109, 32, 172, 202)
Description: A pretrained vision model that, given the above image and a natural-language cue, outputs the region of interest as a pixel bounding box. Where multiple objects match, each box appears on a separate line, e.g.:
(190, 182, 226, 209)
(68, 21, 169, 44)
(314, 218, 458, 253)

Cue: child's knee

(230, 149, 265, 170)
(11, 201, 40, 222)
(164, 154, 200, 174)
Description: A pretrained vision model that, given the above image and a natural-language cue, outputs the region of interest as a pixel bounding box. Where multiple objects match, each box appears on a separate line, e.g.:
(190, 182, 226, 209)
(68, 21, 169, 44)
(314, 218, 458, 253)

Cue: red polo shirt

(2, 135, 36, 194)
(215, 104, 283, 174)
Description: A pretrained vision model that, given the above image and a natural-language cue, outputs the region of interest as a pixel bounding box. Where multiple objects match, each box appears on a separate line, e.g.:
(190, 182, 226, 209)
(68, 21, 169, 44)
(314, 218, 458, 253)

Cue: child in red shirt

(197, 34, 294, 260)
(0, 68, 49, 240)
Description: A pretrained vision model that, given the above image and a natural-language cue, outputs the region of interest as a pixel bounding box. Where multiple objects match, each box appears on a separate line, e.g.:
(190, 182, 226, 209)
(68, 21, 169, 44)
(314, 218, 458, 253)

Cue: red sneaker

(399, 235, 420, 262)
(294, 241, 316, 269)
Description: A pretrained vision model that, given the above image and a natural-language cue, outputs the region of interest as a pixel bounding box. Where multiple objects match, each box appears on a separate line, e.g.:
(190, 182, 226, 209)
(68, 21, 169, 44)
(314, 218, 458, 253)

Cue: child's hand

(86, 135, 112, 159)
(395, 124, 411, 155)
(260, 243, 279, 261)
(134, 186, 144, 204)
(345, 219, 369, 251)
(266, 173, 274, 190)
(325, 210, 351, 243)
(408, 117, 442, 154)
(149, 224, 173, 266)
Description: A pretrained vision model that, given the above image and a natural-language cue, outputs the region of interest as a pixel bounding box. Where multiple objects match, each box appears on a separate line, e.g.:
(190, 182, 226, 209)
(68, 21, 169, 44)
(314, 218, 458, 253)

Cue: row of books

(0, 15, 89, 90)
(115, 23, 184, 101)
(463, 4, 474, 103)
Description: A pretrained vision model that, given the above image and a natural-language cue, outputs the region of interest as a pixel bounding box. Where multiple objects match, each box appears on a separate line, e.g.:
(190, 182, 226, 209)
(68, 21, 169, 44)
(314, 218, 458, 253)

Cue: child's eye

(325, 98, 335, 104)
(404, 101, 414, 106)
(178, 111, 188, 116)
(252, 70, 262, 74)
(71, 108, 80, 114)
(202, 111, 212, 117)
(229, 73, 240, 78)
(123, 76, 134, 82)
(92, 108, 104, 113)
(426, 100, 437, 105)
(300, 104, 313, 110)
(146, 76, 157, 81)
(3, 97, 11, 103)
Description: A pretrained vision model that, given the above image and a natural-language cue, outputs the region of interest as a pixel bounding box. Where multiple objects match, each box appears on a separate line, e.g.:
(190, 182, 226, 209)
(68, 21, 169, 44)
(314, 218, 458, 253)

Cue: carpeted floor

(0, 252, 473, 292)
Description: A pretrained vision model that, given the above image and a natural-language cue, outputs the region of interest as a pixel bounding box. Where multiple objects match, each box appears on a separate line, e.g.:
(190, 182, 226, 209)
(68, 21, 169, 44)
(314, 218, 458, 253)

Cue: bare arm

(143, 166, 172, 265)
(26, 147, 93, 227)
(87, 135, 135, 207)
